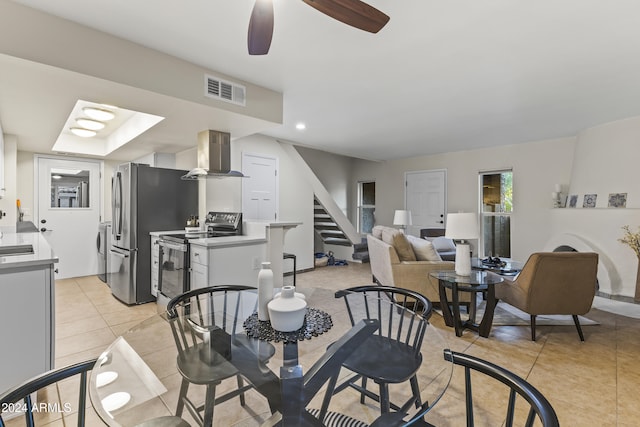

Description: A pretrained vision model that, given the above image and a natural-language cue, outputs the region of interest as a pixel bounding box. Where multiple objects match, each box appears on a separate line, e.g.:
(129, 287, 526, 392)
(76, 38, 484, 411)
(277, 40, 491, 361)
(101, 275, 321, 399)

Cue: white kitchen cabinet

(150, 236, 160, 297)
(189, 239, 267, 290)
(0, 263, 55, 394)
(190, 244, 208, 290)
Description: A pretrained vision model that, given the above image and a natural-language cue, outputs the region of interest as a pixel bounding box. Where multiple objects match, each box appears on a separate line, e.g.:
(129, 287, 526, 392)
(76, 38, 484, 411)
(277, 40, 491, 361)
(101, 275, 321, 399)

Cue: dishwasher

(157, 236, 190, 306)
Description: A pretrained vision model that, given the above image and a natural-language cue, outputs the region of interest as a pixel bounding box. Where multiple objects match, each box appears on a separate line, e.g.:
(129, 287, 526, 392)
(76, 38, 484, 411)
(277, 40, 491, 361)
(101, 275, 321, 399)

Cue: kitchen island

(0, 231, 58, 394)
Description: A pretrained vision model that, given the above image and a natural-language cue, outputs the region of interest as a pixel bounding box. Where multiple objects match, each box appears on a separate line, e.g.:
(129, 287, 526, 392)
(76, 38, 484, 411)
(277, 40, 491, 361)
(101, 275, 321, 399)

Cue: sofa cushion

(381, 228, 417, 262)
(407, 235, 442, 261)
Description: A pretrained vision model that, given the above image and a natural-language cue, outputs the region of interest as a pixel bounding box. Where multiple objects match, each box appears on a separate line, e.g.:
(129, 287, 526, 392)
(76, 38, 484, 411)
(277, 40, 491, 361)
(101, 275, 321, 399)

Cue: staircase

(280, 142, 368, 262)
(314, 197, 351, 246)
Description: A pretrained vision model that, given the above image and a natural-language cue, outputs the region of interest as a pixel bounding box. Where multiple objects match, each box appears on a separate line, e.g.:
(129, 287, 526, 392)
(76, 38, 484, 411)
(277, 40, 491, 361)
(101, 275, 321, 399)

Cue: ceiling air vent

(204, 74, 246, 106)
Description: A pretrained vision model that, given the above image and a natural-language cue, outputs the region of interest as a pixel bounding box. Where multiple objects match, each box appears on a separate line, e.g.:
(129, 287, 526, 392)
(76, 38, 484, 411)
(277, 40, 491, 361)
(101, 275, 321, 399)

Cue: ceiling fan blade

(248, 0, 274, 55)
(302, 0, 389, 33)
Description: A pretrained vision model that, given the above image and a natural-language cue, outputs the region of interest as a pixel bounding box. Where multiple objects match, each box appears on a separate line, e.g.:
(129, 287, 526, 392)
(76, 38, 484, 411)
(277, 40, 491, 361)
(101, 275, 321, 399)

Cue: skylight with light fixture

(52, 100, 164, 157)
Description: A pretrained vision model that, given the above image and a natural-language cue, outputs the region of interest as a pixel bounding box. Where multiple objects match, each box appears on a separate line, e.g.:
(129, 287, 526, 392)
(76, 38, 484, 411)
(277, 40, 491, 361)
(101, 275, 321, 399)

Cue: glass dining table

(89, 287, 452, 426)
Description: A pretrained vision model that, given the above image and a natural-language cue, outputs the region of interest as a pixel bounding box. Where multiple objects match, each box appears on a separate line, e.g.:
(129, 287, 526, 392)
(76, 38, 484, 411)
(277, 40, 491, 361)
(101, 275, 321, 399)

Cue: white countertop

(149, 230, 187, 237)
(189, 235, 267, 248)
(0, 232, 58, 269)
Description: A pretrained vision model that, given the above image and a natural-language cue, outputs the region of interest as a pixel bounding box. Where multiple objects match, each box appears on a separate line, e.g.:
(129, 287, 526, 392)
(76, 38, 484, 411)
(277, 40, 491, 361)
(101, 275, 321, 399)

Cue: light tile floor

(6, 263, 639, 426)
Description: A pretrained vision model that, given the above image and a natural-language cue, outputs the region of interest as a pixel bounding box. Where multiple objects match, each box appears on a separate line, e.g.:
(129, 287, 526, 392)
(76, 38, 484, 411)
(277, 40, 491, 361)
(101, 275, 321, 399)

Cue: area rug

(435, 300, 599, 326)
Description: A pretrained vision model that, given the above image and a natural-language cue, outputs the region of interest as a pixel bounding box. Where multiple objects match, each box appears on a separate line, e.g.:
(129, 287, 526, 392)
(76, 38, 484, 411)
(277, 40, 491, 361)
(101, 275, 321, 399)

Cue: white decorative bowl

(268, 286, 307, 332)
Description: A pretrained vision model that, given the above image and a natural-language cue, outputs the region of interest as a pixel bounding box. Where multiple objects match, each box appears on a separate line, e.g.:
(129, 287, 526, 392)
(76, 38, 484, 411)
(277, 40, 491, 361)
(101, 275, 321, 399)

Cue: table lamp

(445, 213, 479, 276)
(393, 210, 412, 233)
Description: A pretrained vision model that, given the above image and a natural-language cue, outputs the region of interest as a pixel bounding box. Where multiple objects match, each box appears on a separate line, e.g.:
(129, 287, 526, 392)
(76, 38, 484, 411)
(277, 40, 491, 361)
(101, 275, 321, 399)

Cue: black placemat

(243, 308, 333, 344)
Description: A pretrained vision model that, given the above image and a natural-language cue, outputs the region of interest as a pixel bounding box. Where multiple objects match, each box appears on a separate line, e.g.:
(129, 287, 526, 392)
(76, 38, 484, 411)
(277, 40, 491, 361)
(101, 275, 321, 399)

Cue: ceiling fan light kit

(248, 0, 389, 55)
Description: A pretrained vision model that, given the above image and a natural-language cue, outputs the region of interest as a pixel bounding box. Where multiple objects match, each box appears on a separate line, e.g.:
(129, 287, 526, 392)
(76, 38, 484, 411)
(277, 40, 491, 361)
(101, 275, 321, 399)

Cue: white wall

(234, 135, 315, 272)
(350, 137, 577, 262)
(570, 115, 640, 207)
(295, 146, 355, 217)
(0, 134, 17, 229)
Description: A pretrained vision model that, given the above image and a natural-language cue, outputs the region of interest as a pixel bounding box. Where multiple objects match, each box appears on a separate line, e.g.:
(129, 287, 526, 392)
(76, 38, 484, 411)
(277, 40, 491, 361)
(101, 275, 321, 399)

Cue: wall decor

(568, 194, 578, 208)
(608, 193, 627, 208)
(583, 194, 597, 208)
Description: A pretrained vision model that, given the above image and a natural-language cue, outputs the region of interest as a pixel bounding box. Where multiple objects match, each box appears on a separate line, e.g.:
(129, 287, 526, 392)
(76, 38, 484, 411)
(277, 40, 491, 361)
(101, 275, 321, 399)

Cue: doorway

(405, 170, 447, 236)
(36, 156, 102, 279)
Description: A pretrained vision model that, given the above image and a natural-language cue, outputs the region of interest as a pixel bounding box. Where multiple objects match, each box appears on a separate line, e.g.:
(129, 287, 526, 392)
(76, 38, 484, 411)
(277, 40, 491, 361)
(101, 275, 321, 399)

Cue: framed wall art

(568, 194, 578, 208)
(608, 193, 627, 208)
(583, 194, 597, 208)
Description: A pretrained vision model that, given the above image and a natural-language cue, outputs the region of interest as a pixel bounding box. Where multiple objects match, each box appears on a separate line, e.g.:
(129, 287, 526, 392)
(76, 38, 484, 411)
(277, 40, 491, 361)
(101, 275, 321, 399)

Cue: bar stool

(283, 252, 297, 286)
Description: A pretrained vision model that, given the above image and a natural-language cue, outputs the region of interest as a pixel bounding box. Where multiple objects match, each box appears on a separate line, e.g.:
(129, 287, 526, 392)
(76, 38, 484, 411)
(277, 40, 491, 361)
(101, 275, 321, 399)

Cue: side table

(431, 271, 504, 338)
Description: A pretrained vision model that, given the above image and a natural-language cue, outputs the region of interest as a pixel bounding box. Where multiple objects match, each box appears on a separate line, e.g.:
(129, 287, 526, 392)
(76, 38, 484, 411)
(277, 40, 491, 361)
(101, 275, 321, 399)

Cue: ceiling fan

(247, 0, 390, 55)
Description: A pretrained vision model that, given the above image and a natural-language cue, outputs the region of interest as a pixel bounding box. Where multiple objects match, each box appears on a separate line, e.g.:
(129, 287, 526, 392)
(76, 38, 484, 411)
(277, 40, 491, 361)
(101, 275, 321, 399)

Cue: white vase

(268, 286, 307, 332)
(257, 262, 274, 321)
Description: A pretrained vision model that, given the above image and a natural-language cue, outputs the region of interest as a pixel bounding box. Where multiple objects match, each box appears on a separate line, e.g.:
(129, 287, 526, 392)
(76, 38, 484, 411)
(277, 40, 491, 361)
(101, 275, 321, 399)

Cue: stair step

(319, 230, 346, 236)
(314, 222, 339, 228)
(323, 238, 352, 246)
(352, 251, 370, 262)
(314, 213, 331, 219)
(353, 242, 368, 252)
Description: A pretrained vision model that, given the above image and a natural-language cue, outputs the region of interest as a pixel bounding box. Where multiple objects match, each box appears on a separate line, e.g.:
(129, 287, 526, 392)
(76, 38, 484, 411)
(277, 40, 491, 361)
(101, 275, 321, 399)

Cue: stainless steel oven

(157, 236, 189, 302)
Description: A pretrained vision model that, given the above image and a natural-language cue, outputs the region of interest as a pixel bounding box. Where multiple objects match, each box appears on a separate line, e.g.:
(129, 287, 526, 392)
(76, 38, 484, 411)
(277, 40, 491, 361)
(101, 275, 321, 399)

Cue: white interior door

(406, 170, 446, 236)
(37, 157, 101, 279)
(242, 153, 278, 221)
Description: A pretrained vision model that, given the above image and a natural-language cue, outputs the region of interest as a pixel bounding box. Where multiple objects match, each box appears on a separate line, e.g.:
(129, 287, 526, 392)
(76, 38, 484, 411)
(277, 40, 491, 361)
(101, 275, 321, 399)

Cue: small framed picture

(608, 193, 627, 208)
(568, 194, 578, 208)
(583, 194, 597, 208)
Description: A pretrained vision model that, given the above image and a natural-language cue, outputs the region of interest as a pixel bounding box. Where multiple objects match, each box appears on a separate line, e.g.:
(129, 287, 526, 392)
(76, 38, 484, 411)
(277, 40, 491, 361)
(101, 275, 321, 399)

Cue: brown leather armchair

(495, 252, 598, 341)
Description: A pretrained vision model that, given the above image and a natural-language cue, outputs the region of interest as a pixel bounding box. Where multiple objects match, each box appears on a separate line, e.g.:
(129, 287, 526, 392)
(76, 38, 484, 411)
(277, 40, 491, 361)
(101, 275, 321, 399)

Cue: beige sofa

(367, 225, 469, 304)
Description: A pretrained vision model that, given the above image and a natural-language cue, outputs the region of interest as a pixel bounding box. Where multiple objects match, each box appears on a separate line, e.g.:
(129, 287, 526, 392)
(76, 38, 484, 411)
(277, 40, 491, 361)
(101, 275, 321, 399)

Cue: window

(479, 170, 512, 257)
(50, 168, 91, 208)
(357, 181, 375, 233)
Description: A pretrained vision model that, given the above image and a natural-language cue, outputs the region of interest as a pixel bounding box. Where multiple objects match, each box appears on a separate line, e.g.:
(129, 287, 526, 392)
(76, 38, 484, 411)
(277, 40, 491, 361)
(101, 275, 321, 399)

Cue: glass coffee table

(430, 271, 504, 338)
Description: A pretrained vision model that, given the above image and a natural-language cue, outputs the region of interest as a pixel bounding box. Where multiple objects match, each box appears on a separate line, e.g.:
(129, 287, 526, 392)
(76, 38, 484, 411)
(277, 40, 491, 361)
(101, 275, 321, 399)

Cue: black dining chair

(166, 285, 279, 427)
(322, 285, 433, 417)
(370, 349, 559, 427)
(0, 359, 96, 427)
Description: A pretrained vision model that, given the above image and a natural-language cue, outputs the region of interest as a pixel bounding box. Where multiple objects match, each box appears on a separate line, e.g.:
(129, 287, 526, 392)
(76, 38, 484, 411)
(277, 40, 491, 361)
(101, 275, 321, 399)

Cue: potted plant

(619, 225, 640, 301)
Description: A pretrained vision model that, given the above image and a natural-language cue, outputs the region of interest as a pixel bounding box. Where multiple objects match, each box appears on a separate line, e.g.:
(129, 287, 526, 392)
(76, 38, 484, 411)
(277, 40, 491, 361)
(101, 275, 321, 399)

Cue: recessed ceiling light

(76, 118, 105, 131)
(295, 122, 306, 130)
(83, 107, 115, 121)
(70, 127, 97, 138)
(51, 175, 62, 180)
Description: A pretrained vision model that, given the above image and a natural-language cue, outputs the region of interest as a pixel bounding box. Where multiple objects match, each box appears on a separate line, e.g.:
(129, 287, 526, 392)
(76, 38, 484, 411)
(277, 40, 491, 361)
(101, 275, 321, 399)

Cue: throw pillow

(407, 235, 442, 261)
(381, 228, 417, 261)
(431, 236, 457, 252)
(371, 225, 385, 239)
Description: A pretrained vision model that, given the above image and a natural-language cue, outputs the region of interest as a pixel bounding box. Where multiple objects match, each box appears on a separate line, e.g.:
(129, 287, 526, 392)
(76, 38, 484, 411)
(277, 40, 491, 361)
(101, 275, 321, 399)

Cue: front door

(405, 170, 447, 236)
(37, 157, 102, 279)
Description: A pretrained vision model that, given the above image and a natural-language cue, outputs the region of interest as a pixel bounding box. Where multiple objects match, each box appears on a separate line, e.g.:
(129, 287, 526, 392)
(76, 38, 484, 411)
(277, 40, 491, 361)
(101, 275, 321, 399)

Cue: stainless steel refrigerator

(109, 163, 198, 304)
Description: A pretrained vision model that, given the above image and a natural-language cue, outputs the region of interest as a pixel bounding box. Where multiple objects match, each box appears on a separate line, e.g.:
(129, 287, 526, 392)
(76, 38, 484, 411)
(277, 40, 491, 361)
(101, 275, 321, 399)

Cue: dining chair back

(166, 285, 277, 427)
(444, 350, 559, 427)
(324, 285, 432, 415)
(370, 350, 559, 427)
(0, 359, 96, 427)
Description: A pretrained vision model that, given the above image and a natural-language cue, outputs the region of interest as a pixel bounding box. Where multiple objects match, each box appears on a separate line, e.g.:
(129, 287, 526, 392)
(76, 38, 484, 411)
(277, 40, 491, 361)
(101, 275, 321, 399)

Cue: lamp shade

(393, 210, 412, 226)
(445, 213, 479, 240)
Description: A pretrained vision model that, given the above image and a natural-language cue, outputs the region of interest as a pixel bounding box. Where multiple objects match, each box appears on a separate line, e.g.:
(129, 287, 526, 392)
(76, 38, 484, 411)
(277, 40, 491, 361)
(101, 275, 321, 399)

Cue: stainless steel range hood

(181, 130, 245, 180)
